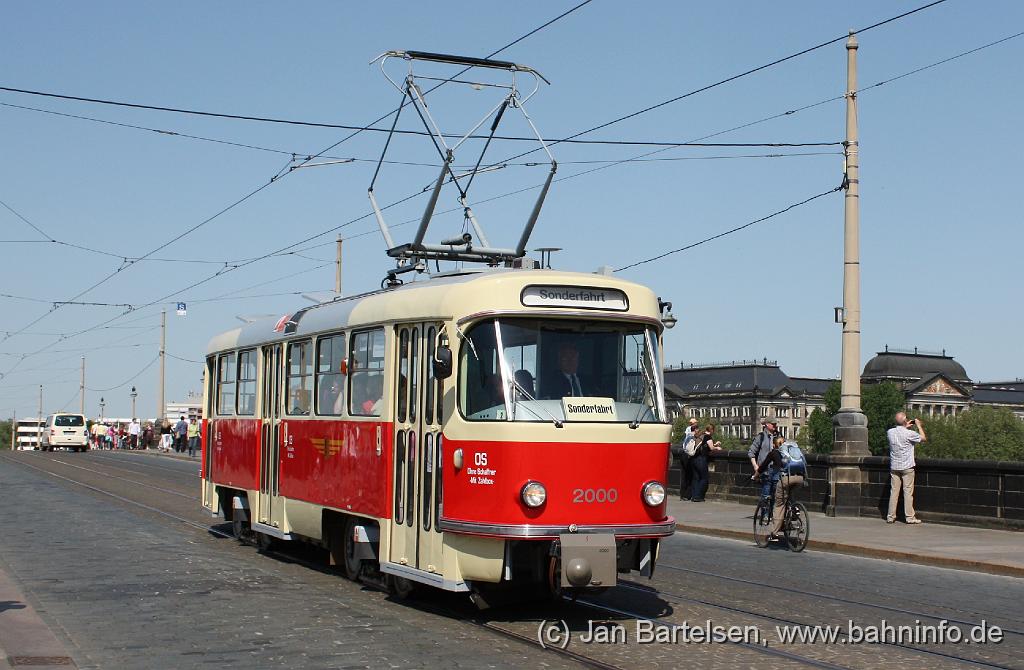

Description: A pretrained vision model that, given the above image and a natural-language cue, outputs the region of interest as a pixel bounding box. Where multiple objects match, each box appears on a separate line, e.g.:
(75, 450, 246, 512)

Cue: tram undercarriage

(216, 486, 658, 603)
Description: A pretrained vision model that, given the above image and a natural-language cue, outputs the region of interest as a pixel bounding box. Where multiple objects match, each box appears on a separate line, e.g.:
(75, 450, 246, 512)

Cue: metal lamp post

(99, 397, 105, 421)
(130, 386, 137, 421)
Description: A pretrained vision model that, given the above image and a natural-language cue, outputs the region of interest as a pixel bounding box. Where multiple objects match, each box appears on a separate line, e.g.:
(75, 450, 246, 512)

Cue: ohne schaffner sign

(521, 285, 628, 311)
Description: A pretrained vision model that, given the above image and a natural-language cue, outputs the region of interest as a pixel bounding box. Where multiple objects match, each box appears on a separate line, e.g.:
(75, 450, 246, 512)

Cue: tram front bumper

(559, 533, 617, 588)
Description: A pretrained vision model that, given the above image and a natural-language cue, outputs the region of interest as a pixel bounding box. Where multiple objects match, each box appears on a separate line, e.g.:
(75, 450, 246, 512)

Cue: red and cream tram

(201, 268, 675, 596)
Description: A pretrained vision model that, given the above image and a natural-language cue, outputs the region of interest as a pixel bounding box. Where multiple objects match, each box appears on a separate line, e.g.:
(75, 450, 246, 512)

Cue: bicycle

(752, 476, 810, 552)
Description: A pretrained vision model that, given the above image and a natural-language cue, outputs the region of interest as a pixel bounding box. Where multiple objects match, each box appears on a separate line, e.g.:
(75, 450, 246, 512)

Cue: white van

(41, 413, 90, 452)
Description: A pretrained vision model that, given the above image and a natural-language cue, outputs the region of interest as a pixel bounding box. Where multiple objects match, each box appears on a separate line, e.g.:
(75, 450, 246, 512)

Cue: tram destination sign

(562, 397, 618, 421)
(521, 285, 628, 311)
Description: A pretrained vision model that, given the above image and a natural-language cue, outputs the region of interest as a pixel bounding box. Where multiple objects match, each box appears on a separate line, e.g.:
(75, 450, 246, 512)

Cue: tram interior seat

(513, 369, 535, 399)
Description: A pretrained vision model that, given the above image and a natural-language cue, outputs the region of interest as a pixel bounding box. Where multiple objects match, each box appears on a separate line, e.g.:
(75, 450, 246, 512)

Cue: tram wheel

(256, 531, 274, 553)
(546, 555, 563, 600)
(387, 575, 417, 600)
(232, 517, 249, 543)
(341, 517, 362, 581)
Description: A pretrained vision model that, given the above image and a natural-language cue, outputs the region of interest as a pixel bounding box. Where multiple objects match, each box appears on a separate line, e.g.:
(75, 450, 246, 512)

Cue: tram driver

(543, 341, 589, 398)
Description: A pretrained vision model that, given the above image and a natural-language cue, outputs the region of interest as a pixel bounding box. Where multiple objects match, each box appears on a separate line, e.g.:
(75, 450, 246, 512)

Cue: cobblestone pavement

(1, 450, 1022, 670)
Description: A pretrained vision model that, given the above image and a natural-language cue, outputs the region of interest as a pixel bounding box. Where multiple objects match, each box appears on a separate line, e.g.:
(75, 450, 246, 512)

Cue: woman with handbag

(689, 423, 723, 502)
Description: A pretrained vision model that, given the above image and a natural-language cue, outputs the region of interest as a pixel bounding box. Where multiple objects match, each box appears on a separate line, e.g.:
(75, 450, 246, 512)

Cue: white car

(41, 413, 90, 452)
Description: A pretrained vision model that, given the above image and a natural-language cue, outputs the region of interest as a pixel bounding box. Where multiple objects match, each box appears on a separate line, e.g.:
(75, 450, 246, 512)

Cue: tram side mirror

(433, 346, 453, 380)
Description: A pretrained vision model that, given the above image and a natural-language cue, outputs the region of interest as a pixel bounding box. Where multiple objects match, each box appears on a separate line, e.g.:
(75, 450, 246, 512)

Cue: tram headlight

(642, 481, 666, 507)
(520, 481, 547, 508)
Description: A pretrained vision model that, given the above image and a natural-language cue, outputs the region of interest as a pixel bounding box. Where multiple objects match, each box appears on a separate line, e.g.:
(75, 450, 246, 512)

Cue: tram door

(258, 344, 282, 528)
(390, 323, 444, 573)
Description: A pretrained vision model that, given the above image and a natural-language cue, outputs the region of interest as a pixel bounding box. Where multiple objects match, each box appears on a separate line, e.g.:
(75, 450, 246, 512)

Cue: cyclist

(752, 437, 805, 537)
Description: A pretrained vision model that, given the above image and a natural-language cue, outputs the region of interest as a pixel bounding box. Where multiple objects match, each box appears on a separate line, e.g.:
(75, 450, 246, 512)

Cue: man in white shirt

(886, 412, 927, 524)
(128, 418, 141, 450)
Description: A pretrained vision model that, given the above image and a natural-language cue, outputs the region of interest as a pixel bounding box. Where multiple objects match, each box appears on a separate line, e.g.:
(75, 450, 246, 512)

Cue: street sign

(176, 302, 187, 316)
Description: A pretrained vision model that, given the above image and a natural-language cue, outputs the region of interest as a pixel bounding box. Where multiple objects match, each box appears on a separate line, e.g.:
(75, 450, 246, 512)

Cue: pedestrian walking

(142, 423, 153, 450)
(128, 418, 141, 450)
(689, 423, 723, 502)
(106, 423, 116, 450)
(160, 420, 173, 452)
(748, 419, 779, 497)
(886, 412, 927, 524)
(187, 417, 200, 457)
(173, 415, 189, 453)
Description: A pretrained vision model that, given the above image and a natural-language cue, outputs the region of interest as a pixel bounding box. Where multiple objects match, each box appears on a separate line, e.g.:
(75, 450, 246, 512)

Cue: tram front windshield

(459, 318, 663, 424)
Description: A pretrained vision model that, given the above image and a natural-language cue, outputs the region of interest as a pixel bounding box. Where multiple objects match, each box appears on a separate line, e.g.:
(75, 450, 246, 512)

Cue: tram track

(42, 454, 196, 500)
(610, 579, 1019, 670)
(0, 454, 859, 669)
(0, 452, 624, 670)
(86, 449, 200, 478)
(657, 562, 1024, 636)
(3, 451, 1020, 670)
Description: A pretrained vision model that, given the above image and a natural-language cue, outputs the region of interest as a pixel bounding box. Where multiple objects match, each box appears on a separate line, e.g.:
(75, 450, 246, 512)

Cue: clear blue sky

(1, 1, 1021, 419)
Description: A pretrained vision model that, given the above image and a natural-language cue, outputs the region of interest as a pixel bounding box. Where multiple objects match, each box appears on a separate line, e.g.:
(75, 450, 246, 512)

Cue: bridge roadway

(0, 450, 1022, 670)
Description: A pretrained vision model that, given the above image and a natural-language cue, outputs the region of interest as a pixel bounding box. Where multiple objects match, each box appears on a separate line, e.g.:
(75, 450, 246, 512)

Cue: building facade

(165, 400, 202, 423)
(862, 347, 1024, 419)
(664, 349, 1024, 436)
(663, 359, 832, 441)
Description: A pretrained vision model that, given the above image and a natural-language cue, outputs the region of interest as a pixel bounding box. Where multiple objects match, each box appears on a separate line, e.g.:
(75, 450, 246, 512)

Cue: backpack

(683, 434, 698, 457)
(779, 441, 806, 476)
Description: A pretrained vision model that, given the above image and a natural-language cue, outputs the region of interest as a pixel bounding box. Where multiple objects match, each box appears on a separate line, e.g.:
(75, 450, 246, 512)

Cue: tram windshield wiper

(506, 372, 563, 428)
(627, 334, 658, 429)
(455, 323, 479, 361)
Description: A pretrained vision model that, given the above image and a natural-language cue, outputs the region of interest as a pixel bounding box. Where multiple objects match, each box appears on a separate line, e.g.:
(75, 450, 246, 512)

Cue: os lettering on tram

(474, 452, 488, 466)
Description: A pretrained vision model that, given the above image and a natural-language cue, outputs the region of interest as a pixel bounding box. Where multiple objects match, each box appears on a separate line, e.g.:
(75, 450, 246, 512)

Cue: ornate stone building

(664, 349, 1024, 438)
(861, 347, 1024, 419)
(663, 359, 833, 441)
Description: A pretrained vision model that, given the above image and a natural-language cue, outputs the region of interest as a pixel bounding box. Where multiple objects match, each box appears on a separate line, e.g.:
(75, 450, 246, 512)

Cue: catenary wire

(85, 355, 160, 392)
(165, 352, 202, 364)
(13, 6, 997, 411)
(0, 98, 838, 149)
(0, 0, 594, 359)
(6, 17, 1009, 373)
(481, 0, 951, 169)
(614, 185, 844, 272)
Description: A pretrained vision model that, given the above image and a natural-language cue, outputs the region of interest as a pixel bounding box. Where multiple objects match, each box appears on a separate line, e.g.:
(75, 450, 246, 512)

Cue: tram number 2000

(572, 488, 618, 503)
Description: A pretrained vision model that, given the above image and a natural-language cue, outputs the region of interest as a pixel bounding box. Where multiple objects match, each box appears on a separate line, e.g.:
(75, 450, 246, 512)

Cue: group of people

(674, 411, 930, 528)
(88, 416, 200, 456)
(90, 419, 144, 450)
(673, 418, 724, 502)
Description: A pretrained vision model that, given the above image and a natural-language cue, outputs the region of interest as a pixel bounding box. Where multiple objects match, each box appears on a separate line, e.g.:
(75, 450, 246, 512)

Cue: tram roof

(206, 267, 660, 355)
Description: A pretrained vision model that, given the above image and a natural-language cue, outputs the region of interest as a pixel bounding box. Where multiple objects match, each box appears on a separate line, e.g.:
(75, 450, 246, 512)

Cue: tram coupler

(557, 533, 617, 589)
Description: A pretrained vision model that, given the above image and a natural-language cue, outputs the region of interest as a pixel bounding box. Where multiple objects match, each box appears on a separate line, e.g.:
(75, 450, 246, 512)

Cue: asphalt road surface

(1, 450, 1021, 670)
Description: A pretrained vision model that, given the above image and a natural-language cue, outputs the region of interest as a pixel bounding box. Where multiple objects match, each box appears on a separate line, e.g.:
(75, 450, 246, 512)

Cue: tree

(806, 382, 840, 453)
(862, 382, 907, 456)
(916, 406, 1024, 462)
(807, 408, 833, 453)
(806, 381, 906, 456)
(670, 415, 691, 445)
(0, 419, 10, 450)
(955, 406, 1024, 461)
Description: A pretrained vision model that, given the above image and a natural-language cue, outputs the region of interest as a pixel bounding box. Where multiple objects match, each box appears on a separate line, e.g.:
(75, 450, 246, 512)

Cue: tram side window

(237, 349, 257, 415)
(217, 352, 236, 416)
(350, 328, 385, 417)
(316, 333, 346, 416)
(286, 340, 313, 416)
(459, 324, 503, 419)
(425, 327, 436, 424)
(205, 357, 215, 418)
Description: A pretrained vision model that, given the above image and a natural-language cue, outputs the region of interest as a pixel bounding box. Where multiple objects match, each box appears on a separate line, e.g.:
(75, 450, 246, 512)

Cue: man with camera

(886, 412, 928, 524)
